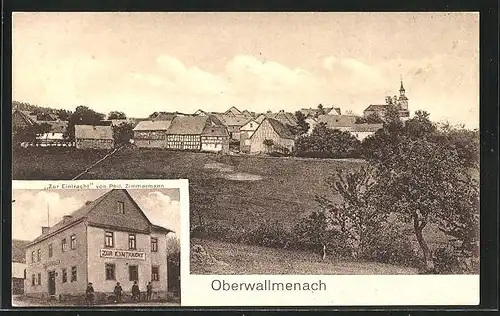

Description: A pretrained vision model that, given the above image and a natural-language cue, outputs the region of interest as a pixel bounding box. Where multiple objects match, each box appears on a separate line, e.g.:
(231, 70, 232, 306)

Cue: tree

(112, 122, 134, 146)
(294, 111, 310, 135)
(108, 111, 127, 120)
(317, 104, 326, 115)
(404, 110, 436, 139)
(369, 136, 474, 271)
(149, 112, 159, 119)
(315, 167, 385, 257)
(294, 123, 361, 158)
(64, 106, 105, 140)
(263, 139, 274, 152)
(57, 109, 72, 121)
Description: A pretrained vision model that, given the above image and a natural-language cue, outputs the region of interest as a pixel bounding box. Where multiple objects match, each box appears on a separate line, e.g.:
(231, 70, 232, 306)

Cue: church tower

(398, 79, 409, 111)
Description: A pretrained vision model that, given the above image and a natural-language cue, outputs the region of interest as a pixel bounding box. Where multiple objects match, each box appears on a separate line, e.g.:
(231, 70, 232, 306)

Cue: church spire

(399, 75, 405, 94)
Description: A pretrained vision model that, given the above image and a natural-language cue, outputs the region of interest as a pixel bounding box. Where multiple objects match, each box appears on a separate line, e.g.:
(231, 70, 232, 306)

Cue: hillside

(13, 147, 363, 228)
(191, 238, 418, 275)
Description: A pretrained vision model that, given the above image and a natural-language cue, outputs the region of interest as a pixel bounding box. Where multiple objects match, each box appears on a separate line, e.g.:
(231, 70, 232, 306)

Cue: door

(48, 271, 56, 295)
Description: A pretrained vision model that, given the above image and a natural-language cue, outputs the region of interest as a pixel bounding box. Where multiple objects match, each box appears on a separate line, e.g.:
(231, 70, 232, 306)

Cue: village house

(266, 110, 299, 127)
(23, 189, 173, 301)
(74, 125, 114, 150)
(363, 80, 410, 121)
(239, 119, 260, 153)
(300, 106, 341, 118)
(223, 106, 246, 118)
(249, 118, 295, 154)
(12, 109, 36, 132)
(254, 114, 267, 124)
(219, 116, 252, 141)
(317, 115, 383, 140)
(305, 117, 318, 135)
(133, 120, 172, 149)
(200, 125, 230, 153)
(193, 109, 208, 116)
(165, 116, 211, 151)
(12, 239, 30, 295)
(35, 121, 69, 145)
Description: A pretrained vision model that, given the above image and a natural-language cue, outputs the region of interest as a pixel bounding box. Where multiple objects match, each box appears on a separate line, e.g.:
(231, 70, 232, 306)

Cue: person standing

(113, 282, 123, 303)
(85, 282, 95, 306)
(146, 281, 153, 301)
(131, 281, 140, 302)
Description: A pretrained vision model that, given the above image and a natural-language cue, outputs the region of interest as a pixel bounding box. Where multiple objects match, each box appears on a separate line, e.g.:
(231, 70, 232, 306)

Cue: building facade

(363, 80, 410, 121)
(239, 120, 260, 153)
(201, 125, 230, 153)
(133, 120, 171, 148)
(249, 118, 295, 154)
(35, 121, 69, 146)
(23, 189, 172, 301)
(74, 125, 114, 150)
(165, 116, 209, 151)
(12, 240, 30, 295)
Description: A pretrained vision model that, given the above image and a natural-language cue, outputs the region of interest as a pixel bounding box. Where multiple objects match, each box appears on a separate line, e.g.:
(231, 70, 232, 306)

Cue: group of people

(85, 281, 154, 305)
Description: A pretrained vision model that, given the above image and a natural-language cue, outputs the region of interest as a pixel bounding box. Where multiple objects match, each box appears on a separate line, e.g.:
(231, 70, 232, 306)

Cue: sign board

(100, 249, 146, 260)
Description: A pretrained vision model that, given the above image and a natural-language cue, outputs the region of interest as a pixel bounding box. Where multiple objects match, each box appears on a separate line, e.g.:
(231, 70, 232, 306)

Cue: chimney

(42, 226, 50, 234)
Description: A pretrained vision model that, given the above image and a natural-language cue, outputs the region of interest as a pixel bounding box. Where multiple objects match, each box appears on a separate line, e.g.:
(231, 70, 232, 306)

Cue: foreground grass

(191, 238, 419, 275)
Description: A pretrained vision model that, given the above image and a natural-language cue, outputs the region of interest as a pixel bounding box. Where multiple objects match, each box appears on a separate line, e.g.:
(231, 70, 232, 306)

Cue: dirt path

(71, 145, 125, 180)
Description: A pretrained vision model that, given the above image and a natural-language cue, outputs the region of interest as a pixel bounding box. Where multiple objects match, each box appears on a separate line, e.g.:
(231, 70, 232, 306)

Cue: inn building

(24, 189, 173, 300)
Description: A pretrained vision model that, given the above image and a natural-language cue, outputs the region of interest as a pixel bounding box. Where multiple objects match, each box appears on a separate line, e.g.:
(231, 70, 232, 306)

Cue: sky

(12, 189, 180, 241)
(12, 12, 479, 128)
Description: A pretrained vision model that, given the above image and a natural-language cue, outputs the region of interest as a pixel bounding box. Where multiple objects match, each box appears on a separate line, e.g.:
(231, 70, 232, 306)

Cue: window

(151, 237, 158, 252)
(128, 234, 136, 250)
(151, 266, 159, 281)
(37, 273, 41, 285)
(24, 269, 27, 279)
(71, 266, 77, 282)
(62, 268, 67, 283)
(105, 231, 114, 248)
(32, 274, 35, 286)
(31, 251, 35, 263)
(48, 244, 53, 258)
(61, 238, 67, 252)
(70, 235, 76, 249)
(128, 265, 138, 281)
(117, 201, 125, 214)
(105, 263, 116, 280)
(37, 249, 41, 262)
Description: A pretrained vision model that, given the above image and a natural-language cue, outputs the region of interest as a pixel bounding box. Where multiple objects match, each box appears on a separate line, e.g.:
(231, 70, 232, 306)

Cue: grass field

(13, 147, 363, 228)
(190, 238, 419, 275)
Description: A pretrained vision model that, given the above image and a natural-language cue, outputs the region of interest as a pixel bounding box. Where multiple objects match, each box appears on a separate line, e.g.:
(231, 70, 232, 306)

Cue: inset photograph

(12, 181, 184, 307)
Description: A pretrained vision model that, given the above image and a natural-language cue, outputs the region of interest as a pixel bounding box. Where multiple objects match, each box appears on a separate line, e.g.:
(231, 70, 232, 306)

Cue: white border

(180, 202, 479, 306)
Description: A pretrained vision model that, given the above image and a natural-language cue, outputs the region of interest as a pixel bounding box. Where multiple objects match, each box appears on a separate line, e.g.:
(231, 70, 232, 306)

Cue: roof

(255, 114, 267, 123)
(350, 123, 384, 132)
(74, 125, 114, 140)
(133, 120, 172, 131)
(364, 104, 389, 112)
(224, 106, 242, 116)
(317, 115, 357, 128)
(28, 189, 166, 246)
(30, 190, 114, 245)
(241, 110, 253, 118)
(202, 125, 229, 137)
(12, 239, 30, 263)
(37, 120, 68, 133)
(151, 113, 177, 121)
(13, 109, 36, 126)
(221, 116, 251, 126)
(266, 118, 295, 140)
(152, 224, 175, 234)
(167, 116, 208, 135)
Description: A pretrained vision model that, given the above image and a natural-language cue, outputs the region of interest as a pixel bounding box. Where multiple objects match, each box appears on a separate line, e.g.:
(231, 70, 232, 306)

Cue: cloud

(12, 191, 85, 241)
(136, 191, 180, 236)
(226, 55, 318, 92)
(156, 55, 228, 94)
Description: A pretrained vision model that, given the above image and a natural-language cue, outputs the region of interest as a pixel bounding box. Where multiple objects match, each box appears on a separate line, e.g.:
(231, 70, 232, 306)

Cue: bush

(359, 224, 420, 268)
(433, 245, 479, 274)
(246, 220, 295, 248)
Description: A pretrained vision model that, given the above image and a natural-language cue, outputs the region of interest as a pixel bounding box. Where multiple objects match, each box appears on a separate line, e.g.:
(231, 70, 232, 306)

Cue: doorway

(48, 271, 56, 295)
